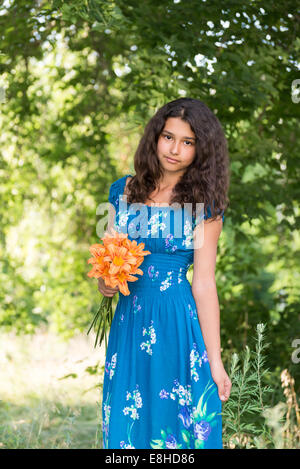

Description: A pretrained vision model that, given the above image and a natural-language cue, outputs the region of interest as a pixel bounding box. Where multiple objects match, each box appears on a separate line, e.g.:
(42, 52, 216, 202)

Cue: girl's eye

(163, 134, 193, 145)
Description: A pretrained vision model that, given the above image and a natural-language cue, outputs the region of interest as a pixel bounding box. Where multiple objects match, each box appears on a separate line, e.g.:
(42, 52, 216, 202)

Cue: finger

(220, 382, 230, 402)
(218, 384, 226, 402)
(105, 290, 118, 296)
(222, 381, 231, 399)
(224, 381, 231, 397)
(105, 289, 118, 294)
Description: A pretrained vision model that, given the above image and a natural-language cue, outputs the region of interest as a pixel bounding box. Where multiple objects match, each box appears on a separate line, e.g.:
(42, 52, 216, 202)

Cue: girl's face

(156, 117, 196, 175)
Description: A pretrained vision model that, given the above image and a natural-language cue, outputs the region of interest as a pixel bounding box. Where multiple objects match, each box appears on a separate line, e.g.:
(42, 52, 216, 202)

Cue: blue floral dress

(102, 174, 225, 450)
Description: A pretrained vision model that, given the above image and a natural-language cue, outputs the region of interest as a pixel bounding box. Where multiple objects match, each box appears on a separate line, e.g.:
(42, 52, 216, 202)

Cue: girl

(99, 97, 231, 449)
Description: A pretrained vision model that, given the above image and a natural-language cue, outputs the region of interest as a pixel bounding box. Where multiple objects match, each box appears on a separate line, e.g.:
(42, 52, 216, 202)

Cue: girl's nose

(170, 140, 180, 155)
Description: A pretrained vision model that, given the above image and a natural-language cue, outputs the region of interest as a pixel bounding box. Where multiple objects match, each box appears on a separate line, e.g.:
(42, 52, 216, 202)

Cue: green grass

(0, 329, 104, 449)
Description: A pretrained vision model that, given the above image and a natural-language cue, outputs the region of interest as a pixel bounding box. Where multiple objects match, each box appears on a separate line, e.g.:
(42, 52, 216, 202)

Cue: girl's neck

(157, 174, 181, 191)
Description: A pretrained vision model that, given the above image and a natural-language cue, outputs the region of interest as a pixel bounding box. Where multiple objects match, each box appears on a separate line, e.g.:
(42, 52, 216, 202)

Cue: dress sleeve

(108, 175, 128, 210)
(204, 203, 225, 223)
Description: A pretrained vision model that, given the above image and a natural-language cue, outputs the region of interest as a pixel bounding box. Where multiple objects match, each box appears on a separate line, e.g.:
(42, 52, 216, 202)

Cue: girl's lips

(165, 156, 179, 163)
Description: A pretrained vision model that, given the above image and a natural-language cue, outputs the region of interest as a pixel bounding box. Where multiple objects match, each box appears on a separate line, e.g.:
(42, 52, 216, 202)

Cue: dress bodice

(107, 174, 224, 297)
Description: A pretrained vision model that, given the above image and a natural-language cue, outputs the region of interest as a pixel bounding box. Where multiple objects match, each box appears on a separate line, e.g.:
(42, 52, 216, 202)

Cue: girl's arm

(192, 217, 231, 402)
(192, 217, 223, 364)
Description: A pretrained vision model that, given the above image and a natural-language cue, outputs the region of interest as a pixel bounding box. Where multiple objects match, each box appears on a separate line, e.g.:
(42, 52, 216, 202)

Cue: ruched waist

(119, 253, 192, 298)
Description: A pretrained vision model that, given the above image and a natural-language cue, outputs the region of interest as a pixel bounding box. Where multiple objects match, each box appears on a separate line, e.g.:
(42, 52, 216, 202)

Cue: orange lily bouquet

(87, 228, 151, 349)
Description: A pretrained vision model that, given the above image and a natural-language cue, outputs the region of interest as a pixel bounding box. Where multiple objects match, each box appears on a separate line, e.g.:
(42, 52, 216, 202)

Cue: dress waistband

(119, 253, 192, 297)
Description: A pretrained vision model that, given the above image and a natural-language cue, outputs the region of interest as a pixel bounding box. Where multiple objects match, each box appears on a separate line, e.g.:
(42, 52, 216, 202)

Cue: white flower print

(123, 385, 143, 420)
(140, 320, 156, 355)
(182, 219, 193, 248)
(105, 352, 117, 380)
(165, 233, 178, 253)
(147, 212, 167, 236)
(118, 210, 130, 227)
(190, 343, 209, 382)
(159, 379, 193, 406)
(160, 271, 174, 291)
(178, 267, 184, 283)
(102, 392, 111, 449)
(121, 384, 143, 449)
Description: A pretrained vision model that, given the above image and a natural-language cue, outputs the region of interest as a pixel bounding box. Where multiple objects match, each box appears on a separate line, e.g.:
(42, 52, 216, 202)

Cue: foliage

(222, 323, 273, 448)
(222, 323, 299, 449)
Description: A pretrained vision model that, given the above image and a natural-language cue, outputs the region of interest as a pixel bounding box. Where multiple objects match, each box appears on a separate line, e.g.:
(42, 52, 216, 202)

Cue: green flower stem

(87, 295, 113, 351)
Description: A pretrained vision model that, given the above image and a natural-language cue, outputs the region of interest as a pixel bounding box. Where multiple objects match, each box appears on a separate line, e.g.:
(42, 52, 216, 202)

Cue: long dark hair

(126, 97, 230, 221)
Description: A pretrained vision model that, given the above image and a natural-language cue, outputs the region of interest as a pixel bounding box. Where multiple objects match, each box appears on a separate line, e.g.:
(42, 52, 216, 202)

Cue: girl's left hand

(209, 360, 232, 403)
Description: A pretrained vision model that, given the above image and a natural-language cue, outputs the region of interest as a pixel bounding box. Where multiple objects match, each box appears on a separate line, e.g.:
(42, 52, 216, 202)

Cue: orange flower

(87, 228, 151, 296)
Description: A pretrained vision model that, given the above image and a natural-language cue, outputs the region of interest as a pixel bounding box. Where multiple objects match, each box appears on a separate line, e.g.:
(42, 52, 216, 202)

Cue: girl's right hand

(98, 277, 119, 297)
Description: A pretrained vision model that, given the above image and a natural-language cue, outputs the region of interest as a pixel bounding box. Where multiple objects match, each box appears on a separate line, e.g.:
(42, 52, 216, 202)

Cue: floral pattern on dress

(190, 343, 209, 382)
(147, 212, 167, 236)
(188, 303, 198, 320)
(151, 380, 219, 449)
(160, 271, 174, 291)
(102, 348, 118, 449)
(159, 379, 193, 406)
(105, 353, 117, 380)
(152, 429, 182, 449)
(113, 221, 122, 233)
(182, 219, 193, 249)
(140, 320, 156, 355)
(178, 267, 184, 283)
(102, 393, 111, 449)
(133, 295, 142, 314)
(128, 211, 148, 236)
(120, 442, 135, 449)
(121, 384, 143, 449)
(148, 265, 159, 282)
(118, 209, 130, 228)
(102, 391, 111, 449)
(165, 233, 178, 253)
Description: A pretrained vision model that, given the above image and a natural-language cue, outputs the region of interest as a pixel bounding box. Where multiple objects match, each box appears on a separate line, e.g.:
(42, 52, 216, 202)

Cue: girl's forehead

(162, 118, 195, 137)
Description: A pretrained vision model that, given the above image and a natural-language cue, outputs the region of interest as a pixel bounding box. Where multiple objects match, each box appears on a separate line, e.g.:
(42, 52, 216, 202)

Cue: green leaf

(195, 439, 205, 449)
(181, 430, 190, 444)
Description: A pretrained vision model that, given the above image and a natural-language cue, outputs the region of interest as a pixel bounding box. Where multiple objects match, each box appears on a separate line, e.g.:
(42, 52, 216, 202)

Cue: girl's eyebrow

(163, 130, 196, 141)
